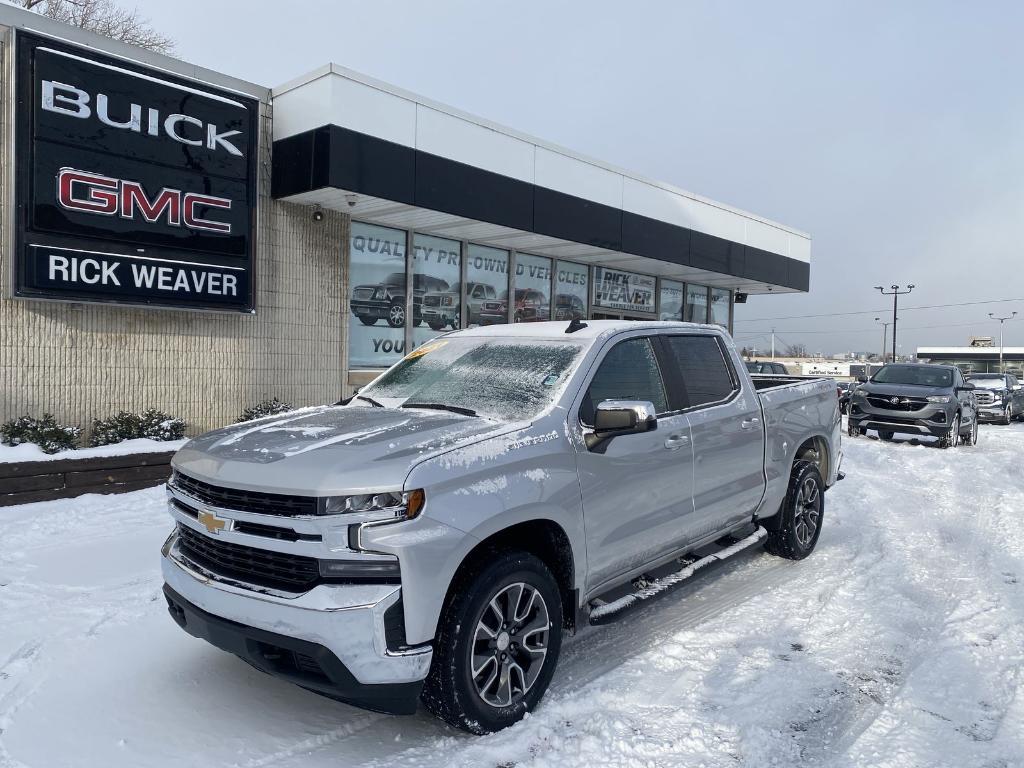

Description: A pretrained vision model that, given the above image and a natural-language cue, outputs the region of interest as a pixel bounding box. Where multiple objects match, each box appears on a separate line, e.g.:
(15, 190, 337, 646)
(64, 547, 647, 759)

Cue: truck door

(574, 336, 696, 593)
(659, 334, 764, 540)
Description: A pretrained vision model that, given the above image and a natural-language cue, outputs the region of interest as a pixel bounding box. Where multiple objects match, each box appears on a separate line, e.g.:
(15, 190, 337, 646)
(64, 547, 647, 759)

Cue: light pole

(989, 311, 1017, 373)
(874, 316, 895, 362)
(876, 284, 914, 362)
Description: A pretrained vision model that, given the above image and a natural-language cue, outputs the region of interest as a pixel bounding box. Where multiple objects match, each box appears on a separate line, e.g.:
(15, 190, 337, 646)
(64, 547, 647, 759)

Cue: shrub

(0, 414, 81, 454)
(89, 409, 186, 447)
(238, 398, 294, 422)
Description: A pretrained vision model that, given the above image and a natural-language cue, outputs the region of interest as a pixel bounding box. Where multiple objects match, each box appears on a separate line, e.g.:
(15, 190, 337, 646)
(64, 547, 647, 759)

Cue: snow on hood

(171, 405, 518, 496)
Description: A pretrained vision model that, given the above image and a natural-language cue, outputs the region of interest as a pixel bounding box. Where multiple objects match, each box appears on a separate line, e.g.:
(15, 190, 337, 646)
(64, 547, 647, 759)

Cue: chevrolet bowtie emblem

(198, 510, 229, 535)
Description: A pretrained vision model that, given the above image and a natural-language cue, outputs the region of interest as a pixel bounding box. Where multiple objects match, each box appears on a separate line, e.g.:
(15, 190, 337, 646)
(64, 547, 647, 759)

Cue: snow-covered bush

(0, 414, 81, 454)
(238, 398, 293, 422)
(89, 409, 186, 446)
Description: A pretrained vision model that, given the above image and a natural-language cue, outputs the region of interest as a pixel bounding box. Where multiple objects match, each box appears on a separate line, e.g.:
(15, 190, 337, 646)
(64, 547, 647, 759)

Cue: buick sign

(14, 31, 258, 311)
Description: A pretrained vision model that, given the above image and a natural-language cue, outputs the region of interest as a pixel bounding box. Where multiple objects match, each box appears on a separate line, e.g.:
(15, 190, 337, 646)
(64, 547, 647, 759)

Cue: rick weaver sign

(13, 31, 258, 311)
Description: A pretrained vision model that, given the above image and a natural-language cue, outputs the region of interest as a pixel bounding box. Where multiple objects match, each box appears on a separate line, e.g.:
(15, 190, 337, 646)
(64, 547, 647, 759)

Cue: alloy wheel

(793, 476, 821, 549)
(470, 582, 550, 708)
(389, 304, 405, 326)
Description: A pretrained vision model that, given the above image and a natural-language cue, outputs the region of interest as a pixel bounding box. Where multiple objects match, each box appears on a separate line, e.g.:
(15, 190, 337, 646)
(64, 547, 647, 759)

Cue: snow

(3, 425, 1024, 766)
(0, 437, 187, 464)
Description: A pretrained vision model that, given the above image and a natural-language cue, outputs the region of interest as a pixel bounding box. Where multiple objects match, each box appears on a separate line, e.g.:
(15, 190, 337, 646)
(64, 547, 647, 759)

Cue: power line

(734, 297, 1024, 323)
(734, 320, 993, 338)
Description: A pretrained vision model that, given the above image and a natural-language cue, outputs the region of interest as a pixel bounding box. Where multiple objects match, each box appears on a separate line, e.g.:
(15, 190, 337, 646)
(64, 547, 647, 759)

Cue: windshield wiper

(355, 394, 385, 408)
(401, 402, 478, 417)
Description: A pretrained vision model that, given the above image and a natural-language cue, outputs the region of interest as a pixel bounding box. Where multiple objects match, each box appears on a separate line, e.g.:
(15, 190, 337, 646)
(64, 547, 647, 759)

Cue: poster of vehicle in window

(348, 222, 407, 369)
(466, 244, 510, 327)
(512, 253, 552, 322)
(592, 267, 655, 313)
(412, 234, 461, 350)
(554, 262, 588, 321)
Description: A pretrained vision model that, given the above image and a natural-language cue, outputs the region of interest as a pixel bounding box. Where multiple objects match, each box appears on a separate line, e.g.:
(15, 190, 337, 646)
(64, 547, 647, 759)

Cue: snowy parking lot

(2, 425, 1023, 768)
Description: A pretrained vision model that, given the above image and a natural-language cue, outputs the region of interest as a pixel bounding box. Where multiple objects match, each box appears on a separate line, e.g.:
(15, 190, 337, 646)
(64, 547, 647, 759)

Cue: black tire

(427, 321, 446, 331)
(962, 416, 979, 446)
(386, 301, 406, 328)
(938, 413, 961, 449)
(422, 551, 563, 734)
(357, 315, 377, 326)
(764, 461, 824, 561)
(847, 422, 862, 437)
(1001, 405, 1012, 426)
(878, 430, 895, 441)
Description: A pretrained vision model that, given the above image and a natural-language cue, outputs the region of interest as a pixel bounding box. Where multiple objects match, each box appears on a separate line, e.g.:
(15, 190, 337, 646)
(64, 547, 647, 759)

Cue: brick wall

(0, 43, 350, 435)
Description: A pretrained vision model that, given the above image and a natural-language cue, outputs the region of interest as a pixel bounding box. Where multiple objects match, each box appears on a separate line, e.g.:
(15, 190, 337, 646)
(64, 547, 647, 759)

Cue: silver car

(161, 320, 841, 733)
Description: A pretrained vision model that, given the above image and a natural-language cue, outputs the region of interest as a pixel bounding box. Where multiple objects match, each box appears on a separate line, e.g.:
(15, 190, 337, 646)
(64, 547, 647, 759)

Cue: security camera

(312, 205, 324, 222)
(345, 194, 358, 208)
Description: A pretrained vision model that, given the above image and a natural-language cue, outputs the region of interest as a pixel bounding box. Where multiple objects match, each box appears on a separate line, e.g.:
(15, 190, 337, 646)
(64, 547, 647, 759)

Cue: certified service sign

(13, 32, 258, 311)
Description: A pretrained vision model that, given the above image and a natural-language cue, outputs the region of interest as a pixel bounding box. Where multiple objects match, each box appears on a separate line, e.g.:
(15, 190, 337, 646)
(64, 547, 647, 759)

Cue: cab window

(580, 337, 668, 425)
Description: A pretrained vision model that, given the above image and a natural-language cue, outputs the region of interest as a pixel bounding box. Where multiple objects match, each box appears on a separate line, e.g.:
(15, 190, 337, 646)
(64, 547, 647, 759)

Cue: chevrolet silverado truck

(161, 320, 842, 733)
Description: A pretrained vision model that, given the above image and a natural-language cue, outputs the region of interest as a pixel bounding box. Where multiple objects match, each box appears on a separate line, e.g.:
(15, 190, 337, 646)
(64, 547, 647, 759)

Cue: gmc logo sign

(57, 168, 232, 234)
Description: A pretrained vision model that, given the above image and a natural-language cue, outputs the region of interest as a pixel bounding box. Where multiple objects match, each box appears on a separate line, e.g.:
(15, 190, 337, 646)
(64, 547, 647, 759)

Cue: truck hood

(171, 406, 517, 496)
(859, 383, 951, 399)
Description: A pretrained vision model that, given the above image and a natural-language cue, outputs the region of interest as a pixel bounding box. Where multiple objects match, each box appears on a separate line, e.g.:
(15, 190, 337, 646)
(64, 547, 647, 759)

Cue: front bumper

(350, 300, 389, 319)
(422, 307, 456, 323)
(161, 531, 432, 714)
(848, 401, 954, 437)
(977, 404, 1010, 422)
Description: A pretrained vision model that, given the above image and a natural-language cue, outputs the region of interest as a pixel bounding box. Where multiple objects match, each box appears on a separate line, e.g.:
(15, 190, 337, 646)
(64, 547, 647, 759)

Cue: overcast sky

(130, 0, 1024, 356)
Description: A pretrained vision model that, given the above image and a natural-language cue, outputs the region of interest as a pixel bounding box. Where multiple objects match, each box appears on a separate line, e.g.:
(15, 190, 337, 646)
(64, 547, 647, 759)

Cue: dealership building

(0, 6, 812, 433)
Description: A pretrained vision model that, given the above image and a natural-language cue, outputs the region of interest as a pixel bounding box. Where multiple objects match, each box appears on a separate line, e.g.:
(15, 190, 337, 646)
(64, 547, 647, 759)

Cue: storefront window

(554, 261, 588, 321)
(411, 234, 461, 350)
(513, 253, 552, 322)
(592, 267, 656, 314)
(659, 280, 684, 321)
(466, 244, 509, 327)
(348, 222, 408, 369)
(710, 287, 731, 328)
(684, 283, 709, 324)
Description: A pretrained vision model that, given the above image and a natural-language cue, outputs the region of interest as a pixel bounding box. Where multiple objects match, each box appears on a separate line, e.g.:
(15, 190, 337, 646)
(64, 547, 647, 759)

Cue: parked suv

(478, 289, 549, 325)
(847, 363, 978, 446)
(162, 321, 841, 733)
(553, 293, 586, 321)
(421, 281, 499, 330)
(746, 360, 789, 375)
(968, 372, 1024, 424)
(350, 272, 449, 328)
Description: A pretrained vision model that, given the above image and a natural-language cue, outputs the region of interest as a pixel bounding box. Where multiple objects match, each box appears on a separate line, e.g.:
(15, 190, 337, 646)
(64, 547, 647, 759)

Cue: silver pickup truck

(161, 320, 842, 733)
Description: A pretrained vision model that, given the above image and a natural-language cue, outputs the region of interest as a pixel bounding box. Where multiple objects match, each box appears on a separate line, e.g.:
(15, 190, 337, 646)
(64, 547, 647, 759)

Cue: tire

(938, 414, 961, 449)
(450, 314, 461, 330)
(1001, 405, 1012, 426)
(963, 416, 979, 446)
(422, 551, 563, 734)
(878, 430, 895, 441)
(847, 422, 862, 437)
(386, 302, 406, 328)
(427, 321, 446, 331)
(764, 460, 824, 561)
(357, 315, 377, 326)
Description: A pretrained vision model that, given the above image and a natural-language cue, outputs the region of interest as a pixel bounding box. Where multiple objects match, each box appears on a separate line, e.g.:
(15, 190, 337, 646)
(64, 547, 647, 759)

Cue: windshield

(360, 337, 585, 421)
(969, 375, 1006, 389)
(872, 365, 952, 388)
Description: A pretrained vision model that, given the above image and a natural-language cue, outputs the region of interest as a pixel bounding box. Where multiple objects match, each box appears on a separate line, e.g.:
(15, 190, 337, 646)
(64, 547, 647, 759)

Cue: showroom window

(555, 261, 588, 321)
(513, 253, 552, 322)
(411, 234, 461, 351)
(592, 267, 656, 314)
(684, 284, 709, 323)
(659, 280, 684, 321)
(709, 287, 731, 328)
(466, 244, 510, 327)
(348, 222, 408, 369)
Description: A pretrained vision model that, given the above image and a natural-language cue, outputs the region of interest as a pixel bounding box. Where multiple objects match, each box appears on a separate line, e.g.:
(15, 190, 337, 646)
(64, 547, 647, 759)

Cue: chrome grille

(423, 295, 441, 307)
(172, 472, 318, 517)
(353, 288, 375, 300)
(974, 390, 998, 406)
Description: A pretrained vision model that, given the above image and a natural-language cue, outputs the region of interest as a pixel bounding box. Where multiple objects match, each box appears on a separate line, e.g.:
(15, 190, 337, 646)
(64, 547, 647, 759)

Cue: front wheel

(1001, 405, 1012, 426)
(764, 461, 824, 560)
(422, 551, 562, 734)
(386, 302, 406, 328)
(962, 416, 979, 446)
(938, 414, 961, 448)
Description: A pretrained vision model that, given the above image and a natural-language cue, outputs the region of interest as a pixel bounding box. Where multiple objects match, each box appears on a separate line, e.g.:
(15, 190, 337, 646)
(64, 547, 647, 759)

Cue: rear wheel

(764, 461, 824, 561)
(422, 551, 562, 734)
(427, 321, 446, 331)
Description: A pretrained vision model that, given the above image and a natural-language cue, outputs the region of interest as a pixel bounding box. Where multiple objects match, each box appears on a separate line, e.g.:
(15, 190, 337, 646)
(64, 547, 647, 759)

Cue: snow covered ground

(2, 425, 1023, 767)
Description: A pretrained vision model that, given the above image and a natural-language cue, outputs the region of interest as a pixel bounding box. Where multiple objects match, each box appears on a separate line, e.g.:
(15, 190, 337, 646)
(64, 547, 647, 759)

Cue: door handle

(740, 417, 761, 430)
(664, 434, 690, 450)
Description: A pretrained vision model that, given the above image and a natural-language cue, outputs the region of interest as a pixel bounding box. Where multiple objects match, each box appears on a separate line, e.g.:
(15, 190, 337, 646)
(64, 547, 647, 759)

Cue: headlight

(319, 488, 425, 520)
(926, 396, 952, 403)
(442, 296, 454, 306)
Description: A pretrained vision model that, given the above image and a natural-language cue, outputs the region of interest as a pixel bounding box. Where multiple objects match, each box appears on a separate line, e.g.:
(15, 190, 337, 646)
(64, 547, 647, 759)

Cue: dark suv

(350, 272, 449, 328)
(554, 293, 586, 321)
(968, 372, 1024, 424)
(847, 363, 978, 447)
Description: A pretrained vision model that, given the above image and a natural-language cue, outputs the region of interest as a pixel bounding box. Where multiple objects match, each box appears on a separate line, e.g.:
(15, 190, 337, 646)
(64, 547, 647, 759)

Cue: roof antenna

(565, 317, 588, 334)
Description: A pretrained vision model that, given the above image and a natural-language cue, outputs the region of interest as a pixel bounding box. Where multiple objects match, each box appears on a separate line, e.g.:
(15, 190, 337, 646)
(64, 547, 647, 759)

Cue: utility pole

(771, 328, 776, 361)
(989, 311, 1017, 373)
(875, 284, 914, 362)
(874, 316, 893, 362)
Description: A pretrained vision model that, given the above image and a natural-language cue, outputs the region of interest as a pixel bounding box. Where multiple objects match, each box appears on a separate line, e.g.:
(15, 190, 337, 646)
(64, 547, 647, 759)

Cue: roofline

(271, 63, 810, 242)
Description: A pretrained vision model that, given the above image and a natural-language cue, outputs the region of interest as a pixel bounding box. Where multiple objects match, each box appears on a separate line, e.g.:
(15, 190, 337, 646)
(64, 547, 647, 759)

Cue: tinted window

(873, 365, 952, 387)
(663, 335, 737, 408)
(581, 338, 668, 424)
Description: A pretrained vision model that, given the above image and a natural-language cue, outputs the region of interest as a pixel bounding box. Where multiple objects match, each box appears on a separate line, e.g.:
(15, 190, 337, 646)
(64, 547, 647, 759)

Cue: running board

(587, 528, 768, 624)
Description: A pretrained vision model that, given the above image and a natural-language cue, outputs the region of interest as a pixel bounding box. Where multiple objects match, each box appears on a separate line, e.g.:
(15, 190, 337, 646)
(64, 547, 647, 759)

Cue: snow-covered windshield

(360, 338, 585, 421)
(872, 365, 952, 387)
(969, 375, 1007, 389)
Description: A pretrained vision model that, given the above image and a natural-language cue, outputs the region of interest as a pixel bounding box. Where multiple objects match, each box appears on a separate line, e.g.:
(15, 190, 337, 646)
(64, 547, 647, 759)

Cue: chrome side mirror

(587, 400, 657, 453)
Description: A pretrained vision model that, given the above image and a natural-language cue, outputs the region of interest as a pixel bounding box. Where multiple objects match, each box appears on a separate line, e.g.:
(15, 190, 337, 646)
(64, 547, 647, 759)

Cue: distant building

(917, 346, 1024, 377)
